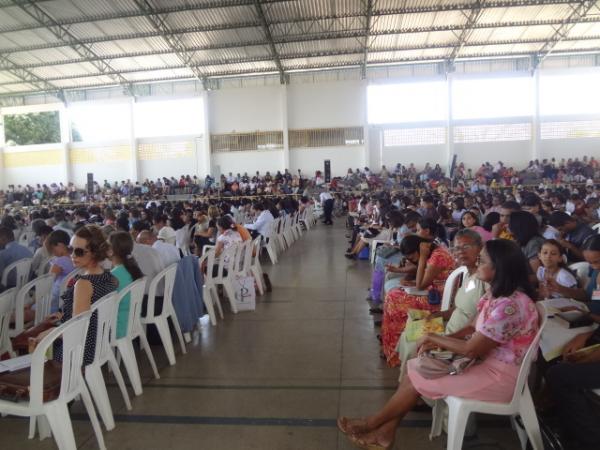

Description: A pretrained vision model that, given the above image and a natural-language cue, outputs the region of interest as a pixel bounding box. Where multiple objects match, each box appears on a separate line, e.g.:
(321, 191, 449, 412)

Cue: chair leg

(169, 313, 187, 355)
(223, 280, 238, 313)
(107, 352, 132, 410)
(519, 387, 543, 450)
(116, 340, 143, 396)
(266, 242, 278, 264)
(155, 318, 176, 366)
(79, 384, 107, 450)
(84, 365, 115, 431)
(45, 402, 78, 450)
(446, 400, 469, 450)
(429, 400, 445, 440)
(37, 415, 51, 440)
(138, 328, 160, 379)
(201, 287, 217, 326)
(251, 266, 265, 295)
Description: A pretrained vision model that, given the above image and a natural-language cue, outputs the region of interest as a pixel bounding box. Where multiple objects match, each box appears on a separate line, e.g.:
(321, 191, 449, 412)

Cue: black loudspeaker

(449, 154, 458, 179)
(324, 159, 331, 183)
(87, 173, 94, 195)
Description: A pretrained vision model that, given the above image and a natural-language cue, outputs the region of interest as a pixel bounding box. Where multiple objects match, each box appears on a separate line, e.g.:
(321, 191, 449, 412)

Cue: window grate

(453, 123, 531, 144)
(540, 120, 600, 140)
(288, 127, 364, 148)
(211, 131, 283, 152)
(383, 127, 446, 147)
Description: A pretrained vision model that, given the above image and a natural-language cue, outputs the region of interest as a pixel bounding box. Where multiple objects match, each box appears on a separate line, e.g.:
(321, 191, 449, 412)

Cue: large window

(134, 97, 203, 138)
(452, 77, 533, 120)
(539, 72, 600, 116)
(3, 111, 60, 145)
(368, 81, 447, 124)
(69, 102, 131, 142)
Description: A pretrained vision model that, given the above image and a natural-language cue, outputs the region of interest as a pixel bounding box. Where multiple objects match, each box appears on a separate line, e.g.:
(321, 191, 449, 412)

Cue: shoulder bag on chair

(414, 350, 478, 379)
(234, 275, 256, 312)
(0, 360, 62, 402)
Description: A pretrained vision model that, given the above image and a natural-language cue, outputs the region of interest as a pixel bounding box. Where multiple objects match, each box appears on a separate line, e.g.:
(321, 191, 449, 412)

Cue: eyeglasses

(453, 244, 476, 253)
(68, 246, 89, 258)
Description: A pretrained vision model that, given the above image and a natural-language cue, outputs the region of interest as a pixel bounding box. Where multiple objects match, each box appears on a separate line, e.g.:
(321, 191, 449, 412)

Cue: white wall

(3, 165, 64, 187)
(539, 138, 600, 161)
(212, 150, 283, 177)
(69, 142, 132, 187)
(454, 141, 532, 170)
(382, 145, 447, 171)
(290, 146, 365, 177)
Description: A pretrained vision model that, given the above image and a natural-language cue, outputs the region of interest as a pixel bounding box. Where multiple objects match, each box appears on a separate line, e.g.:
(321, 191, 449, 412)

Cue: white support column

(363, 79, 371, 168)
(58, 106, 71, 184)
(0, 112, 5, 189)
(446, 72, 455, 176)
(129, 98, 139, 182)
(201, 90, 212, 177)
(280, 84, 290, 171)
(532, 69, 541, 162)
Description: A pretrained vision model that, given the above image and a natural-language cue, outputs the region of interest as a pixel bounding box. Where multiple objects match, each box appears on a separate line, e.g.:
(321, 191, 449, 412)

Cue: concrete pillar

(362, 79, 371, 168)
(532, 69, 541, 162)
(0, 112, 5, 189)
(129, 98, 139, 182)
(446, 72, 455, 176)
(280, 84, 290, 171)
(201, 90, 212, 177)
(58, 106, 71, 184)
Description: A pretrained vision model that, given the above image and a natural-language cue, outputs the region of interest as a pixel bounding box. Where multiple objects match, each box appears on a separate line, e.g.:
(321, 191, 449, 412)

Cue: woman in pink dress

(338, 239, 539, 450)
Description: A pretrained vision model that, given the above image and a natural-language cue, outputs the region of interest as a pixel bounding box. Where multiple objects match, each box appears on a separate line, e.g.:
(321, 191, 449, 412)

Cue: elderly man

(137, 229, 179, 268)
(0, 225, 33, 290)
(133, 231, 164, 293)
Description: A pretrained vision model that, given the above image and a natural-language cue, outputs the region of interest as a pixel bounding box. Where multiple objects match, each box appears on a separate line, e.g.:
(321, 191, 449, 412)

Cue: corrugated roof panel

(29, 62, 101, 80)
(369, 48, 447, 63)
(181, 27, 266, 48)
(0, 28, 63, 51)
(371, 30, 458, 49)
(569, 22, 600, 36)
(278, 38, 363, 56)
(40, 0, 137, 21)
(90, 37, 170, 56)
(123, 68, 194, 82)
(554, 39, 600, 51)
(475, 25, 556, 42)
(284, 53, 362, 70)
(0, 83, 38, 94)
(190, 45, 272, 65)
(266, 0, 364, 23)
(67, 16, 155, 40)
(461, 42, 543, 57)
(0, 71, 24, 84)
(271, 16, 364, 38)
(8, 47, 82, 66)
(372, 11, 466, 32)
(203, 61, 277, 76)
(0, 5, 41, 31)
(167, 4, 256, 29)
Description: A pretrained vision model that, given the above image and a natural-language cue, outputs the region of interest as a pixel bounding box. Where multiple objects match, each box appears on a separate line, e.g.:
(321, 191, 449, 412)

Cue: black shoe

(369, 307, 383, 314)
(374, 320, 382, 327)
(376, 334, 382, 343)
(345, 253, 356, 259)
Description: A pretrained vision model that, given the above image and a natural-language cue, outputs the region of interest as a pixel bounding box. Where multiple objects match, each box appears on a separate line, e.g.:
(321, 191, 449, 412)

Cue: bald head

(137, 230, 157, 245)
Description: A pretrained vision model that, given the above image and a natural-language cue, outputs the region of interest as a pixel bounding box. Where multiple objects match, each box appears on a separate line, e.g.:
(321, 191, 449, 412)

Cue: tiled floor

(0, 221, 521, 449)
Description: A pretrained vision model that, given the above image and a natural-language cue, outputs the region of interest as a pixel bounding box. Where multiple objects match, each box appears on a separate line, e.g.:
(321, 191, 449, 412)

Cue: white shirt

(152, 240, 181, 268)
(245, 210, 274, 237)
(133, 243, 164, 294)
(320, 192, 333, 202)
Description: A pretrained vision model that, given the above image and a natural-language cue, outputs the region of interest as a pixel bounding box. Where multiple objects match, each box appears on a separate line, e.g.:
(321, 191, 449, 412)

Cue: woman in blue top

(109, 231, 144, 339)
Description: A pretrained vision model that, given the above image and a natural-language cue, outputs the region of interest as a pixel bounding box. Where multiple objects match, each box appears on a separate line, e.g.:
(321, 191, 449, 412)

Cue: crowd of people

(337, 172, 600, 449)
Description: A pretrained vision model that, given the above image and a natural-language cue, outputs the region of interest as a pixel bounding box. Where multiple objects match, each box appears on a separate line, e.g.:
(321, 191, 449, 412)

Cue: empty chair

(85, 292, 132, 431)
(0, 288, 16, 358)
(198, 251, 224, 326)
(112, 277, 159, 396)
(0, 310, 106, 450)
(142, 265, 187, 366)
(1, 257, 33, 292)
(11, 273, 54, 337)
(250, 236, 265, 295)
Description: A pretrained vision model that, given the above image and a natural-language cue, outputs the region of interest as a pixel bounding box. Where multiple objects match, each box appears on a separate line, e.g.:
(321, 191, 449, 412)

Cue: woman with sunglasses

(338, 239, 538, 450)
(34, 225, 118, 366)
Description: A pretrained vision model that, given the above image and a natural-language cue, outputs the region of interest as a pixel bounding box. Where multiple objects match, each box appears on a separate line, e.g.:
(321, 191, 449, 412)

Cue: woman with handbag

(381, 235, 455, 367)
(338, 239, 538, 450)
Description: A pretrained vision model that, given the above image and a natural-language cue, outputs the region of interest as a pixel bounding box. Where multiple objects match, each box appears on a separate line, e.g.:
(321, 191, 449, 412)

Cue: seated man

(548, 211, 595, 263)
(0, 225, 33, 290)
(137, 230, 180, 269)
(245, 201, 274, 239)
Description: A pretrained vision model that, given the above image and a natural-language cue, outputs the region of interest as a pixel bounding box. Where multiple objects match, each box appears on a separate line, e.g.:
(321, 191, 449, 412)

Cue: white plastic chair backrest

(441, 266, 469, 312)
(1, 257, 32, 291)
(200, 248, 216, 284)
(13, 273, 54, 335)
(216, 244, 238, 279)
(251, 236, 262, 266)
(592, 223, 600, 233)
(146, 264, 177, 320)
(508, 304, 547, 406)
(114, 277, 147, 341)
(0, 288, 16, 353)
(18, 230, 34, 247)
(59, 268, 82, 298)
(29, 310, 92, 408)
(238, 240, 253, 274)
(569, 261, 591, 288)
(89, 292, 118, 364)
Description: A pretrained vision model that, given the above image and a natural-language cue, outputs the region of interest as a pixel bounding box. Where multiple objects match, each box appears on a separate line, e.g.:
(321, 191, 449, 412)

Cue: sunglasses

(68, 246, 90, 257)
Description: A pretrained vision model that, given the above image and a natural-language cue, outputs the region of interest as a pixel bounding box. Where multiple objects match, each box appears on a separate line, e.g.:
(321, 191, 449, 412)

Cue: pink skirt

(407, 356, 519, 403)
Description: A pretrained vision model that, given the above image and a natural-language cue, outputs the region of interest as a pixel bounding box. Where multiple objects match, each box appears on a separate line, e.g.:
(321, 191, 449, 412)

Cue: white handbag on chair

(234, 275, 256, 312)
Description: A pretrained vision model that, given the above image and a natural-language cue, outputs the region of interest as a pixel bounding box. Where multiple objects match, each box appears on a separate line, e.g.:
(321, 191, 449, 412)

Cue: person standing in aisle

(320, 187, 334, 225)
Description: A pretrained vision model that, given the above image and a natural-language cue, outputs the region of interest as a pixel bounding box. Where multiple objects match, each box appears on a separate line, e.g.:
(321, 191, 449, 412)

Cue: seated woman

(33, 225, 118, 366)
(396, 229, 487, 379)
(546, 235, 600, 449)
(509, 210, 544, 276)
(338, 239, 539, 449)
(109, 231, 144, 339)
(381, 235, 455, 367)
(345, 200, 390, 259)
(460, 210, 493, 242)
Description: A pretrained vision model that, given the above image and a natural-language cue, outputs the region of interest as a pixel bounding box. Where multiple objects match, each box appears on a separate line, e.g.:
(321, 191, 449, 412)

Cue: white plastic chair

(198, 251, 223, 326)
(85, 293, 132, 432)
(369, 238, 394, 265)
(592, 222, 600, 233)
(141, 265, 187, 366)
(430, 305, 547, 450)
(440, 266, 469, 312)
(250, 237, 265, 295)
(0, 310, 106, 450)
(205, 245, 240, 314)
(0, 288, 16, 358)
(18, 230, 35, 249)
(58, 268, 82, 300)
(1, 257, 32, 291)
(112, 277, 159, 397)
(11, 273, 54, 338)
(263, 221, 279, 265)
(569, 261, 591, 289)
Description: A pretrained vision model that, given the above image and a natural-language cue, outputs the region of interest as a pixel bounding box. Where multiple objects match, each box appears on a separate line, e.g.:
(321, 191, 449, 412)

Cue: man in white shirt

(132, 240, 164, 294)
(245, 201, 274, 239)
(137, 230, 180, 269)
(320, 188, 334, 225)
